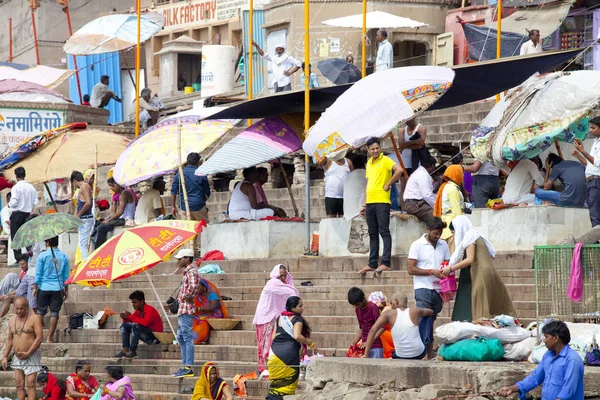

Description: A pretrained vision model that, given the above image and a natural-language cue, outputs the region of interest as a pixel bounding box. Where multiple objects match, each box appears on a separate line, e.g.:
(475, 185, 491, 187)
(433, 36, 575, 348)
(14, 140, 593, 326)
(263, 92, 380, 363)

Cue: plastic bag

(435, 322, 486, 344)
(486, 326, 530, 344)
(586, 335, 600, 366)
(528, 343, 548, 364)
(439, 337, 504, 361)
(503, 337, 536, 361)
(346, 343, 365, 358)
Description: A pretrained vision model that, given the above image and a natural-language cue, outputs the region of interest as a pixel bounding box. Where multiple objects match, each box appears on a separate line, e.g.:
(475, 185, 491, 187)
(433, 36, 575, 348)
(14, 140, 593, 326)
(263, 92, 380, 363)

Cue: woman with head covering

(441, 215, 516, 322)
(192, 278, 229, 345)
(37, 370, 67, 400)
(267, 296, 315, 400)
(191, 362, 234, 400)
(433, 164, 465, 239)
(253, 265, 299, 378)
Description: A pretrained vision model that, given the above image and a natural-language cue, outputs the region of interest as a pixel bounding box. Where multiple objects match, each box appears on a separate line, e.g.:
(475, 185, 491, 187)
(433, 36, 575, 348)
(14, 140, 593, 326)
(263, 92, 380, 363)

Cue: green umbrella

(11, 213, 84, 249)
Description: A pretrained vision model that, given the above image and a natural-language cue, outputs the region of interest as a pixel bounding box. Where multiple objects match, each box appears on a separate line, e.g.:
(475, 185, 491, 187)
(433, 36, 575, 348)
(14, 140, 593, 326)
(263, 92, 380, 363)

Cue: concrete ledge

(318, 216, 426, 257)
(201, 220, 318, 259)
(303, 358, 600, 399)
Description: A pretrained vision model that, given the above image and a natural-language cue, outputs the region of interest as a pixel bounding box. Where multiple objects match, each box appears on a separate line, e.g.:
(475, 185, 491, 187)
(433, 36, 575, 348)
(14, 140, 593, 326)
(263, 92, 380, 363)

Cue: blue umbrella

(317, 58, 361, 85)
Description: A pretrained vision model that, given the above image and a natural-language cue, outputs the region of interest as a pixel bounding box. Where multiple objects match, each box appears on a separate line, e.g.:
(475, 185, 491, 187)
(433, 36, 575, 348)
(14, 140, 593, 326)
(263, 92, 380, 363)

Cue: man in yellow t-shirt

(359, 137, 404, 275)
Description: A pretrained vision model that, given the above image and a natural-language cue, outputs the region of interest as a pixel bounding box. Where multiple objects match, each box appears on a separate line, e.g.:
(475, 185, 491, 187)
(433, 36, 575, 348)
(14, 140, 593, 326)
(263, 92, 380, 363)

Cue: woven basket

(208, 319, 241, 331)
(153, 332, 175, 344)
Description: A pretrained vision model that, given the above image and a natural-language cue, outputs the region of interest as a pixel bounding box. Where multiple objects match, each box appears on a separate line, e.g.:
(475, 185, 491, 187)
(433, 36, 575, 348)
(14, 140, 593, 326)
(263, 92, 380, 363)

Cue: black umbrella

(317, 58, 361, 85)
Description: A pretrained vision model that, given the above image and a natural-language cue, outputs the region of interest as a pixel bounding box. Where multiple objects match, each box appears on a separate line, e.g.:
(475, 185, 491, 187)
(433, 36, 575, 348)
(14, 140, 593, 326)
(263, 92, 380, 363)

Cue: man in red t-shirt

(114, 290, 163, 359)
(348, 287, 384, 358)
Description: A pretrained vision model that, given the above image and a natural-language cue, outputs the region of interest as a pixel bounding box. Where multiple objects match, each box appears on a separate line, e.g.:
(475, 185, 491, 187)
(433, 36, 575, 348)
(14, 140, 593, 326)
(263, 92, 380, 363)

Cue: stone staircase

(0, 251, 536, 399)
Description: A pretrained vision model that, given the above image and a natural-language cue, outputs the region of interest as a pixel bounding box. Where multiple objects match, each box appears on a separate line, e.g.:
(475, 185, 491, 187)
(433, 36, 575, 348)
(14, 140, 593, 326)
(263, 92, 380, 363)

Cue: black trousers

(10, 211, 30, 260)
(366, 203, 391, 269)
(587, 179, 600, 227)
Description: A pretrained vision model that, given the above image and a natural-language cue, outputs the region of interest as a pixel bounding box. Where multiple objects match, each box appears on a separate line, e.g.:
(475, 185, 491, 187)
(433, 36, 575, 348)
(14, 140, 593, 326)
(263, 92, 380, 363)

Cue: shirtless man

(2, 297, 43, 400)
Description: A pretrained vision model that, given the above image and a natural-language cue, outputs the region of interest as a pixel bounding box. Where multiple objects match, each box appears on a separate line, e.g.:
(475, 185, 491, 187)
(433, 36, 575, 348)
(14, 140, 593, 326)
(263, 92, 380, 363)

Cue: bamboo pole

(31, 11, 40, 65)
(248, 0, 253, 127)
(389, 133, 409, 179)
(9, 18, 13, 63)
(304, 0, 311, 250)
(278, 160, 299, 217)
(361, 0, 366, 78)
(495, 0, 502, 103)
(145, 271, 177, 337)
(65, 6, 83, 104)
(176, 124, 192, 221)
(135, 0, 142, 138)
(44, 183, 59, 212)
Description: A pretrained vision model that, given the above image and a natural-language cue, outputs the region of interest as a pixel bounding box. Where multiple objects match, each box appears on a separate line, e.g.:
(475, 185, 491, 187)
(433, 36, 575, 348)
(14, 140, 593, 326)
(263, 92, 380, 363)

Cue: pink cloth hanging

(566, 242, 584, 302)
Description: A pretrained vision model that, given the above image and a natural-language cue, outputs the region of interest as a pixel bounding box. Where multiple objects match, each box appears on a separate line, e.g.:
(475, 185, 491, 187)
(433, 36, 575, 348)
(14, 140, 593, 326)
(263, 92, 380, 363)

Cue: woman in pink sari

(100, 366, 135, 400)
(253, 264, 298, 378)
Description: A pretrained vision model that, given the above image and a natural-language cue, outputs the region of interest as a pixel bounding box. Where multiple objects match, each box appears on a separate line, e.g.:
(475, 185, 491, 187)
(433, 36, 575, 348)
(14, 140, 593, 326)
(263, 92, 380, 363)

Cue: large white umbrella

(302, 66, 454, 162)
(322, 11, 427, 29)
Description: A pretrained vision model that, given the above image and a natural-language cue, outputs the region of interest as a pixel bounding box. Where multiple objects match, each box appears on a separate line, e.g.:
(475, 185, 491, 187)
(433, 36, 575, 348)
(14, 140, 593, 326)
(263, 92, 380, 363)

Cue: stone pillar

(292, 156, 305, 188)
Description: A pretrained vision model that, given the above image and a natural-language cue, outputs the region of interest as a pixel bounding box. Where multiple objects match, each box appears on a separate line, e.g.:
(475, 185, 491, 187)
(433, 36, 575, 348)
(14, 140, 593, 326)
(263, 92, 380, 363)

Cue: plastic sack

(439, 337, 504, 361)
(503, 337, 536, 361)
(346, 343, 365, 358)
(486, 326, 530, 344)
(435, 322, 486, 344)
(528, 343, 548, 364)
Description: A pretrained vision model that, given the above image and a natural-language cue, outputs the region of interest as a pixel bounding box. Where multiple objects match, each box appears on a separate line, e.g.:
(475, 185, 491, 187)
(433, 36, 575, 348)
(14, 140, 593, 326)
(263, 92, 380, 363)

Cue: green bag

(438, 337, 504, 361)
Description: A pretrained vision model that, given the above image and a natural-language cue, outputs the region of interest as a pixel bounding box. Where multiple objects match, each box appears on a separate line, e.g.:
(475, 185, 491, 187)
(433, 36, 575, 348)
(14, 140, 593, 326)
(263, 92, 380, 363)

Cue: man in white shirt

(375, 29, 394, 72)
(135, 178, 165, 226)
(502, 159, 544, 205)
(1, 192, 12, 240)
(407, 217, 450, 359)
(8, 167, 38, 260)
(90, 75, 122, 108)
(519, 30, 542, 56)
(403, 155, 437, 225)
(252, 41, 301, 92)
(463, 160, 500, 208)
(573, 117, 600, 226)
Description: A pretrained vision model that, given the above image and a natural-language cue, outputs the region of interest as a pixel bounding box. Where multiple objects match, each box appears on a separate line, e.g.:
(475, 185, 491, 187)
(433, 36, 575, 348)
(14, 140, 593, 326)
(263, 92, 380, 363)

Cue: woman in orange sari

(66, 360, 99, 399)
(192, 362, 233, 400)
(192, 278, 229, 345)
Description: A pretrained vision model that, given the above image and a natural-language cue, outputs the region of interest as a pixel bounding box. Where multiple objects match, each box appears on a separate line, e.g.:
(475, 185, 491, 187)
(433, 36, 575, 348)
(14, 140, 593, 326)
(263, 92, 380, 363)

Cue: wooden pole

(304, 0, 311, 249)
(93, 145, 98, 218)
(495, 0, 502, 103)
(176, 124, 192, 221)
(248, 0, 253, 127)
(65, 7, 83, 104)
(9, 18, 13, 63)
(278, 160, 299, 217)
(44, 183, 59, 212)
(135, 0, 142, 138)
(31, 11, 40, 65)
(361, 0, 367, 78)
(389, 133, 409, 179)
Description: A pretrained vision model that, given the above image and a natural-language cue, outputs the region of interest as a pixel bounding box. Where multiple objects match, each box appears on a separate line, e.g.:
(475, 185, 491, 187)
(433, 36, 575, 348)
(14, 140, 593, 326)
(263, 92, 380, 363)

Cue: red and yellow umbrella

(67, 220, 204, 288)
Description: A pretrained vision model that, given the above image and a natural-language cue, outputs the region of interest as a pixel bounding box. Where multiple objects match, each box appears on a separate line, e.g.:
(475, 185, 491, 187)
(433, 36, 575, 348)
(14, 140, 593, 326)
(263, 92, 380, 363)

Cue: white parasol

(322, 11, 427, 29)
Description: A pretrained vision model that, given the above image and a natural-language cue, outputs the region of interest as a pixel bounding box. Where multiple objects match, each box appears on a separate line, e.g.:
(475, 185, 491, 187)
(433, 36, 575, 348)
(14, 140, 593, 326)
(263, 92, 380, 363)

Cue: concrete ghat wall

(200, 221, 319, 259)
(300, 358, 600, 399)
(319, 206, 592, 257)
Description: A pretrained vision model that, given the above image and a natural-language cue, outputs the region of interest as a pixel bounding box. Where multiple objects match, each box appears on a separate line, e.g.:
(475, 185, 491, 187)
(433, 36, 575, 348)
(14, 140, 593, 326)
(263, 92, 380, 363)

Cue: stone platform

(298, 358, 600, 399)
(200, 220, 318, 259)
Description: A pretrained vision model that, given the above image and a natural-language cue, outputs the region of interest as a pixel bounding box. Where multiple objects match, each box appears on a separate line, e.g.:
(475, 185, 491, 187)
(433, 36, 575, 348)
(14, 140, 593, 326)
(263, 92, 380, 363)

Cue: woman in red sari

(192, 278, 229, 344)
(66, 360, 99, 399)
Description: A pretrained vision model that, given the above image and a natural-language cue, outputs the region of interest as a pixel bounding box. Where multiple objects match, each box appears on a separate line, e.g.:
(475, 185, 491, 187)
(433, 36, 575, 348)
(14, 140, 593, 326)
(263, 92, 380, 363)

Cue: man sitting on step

(115, 290, 163, 359)
(362, 293, 433, 360)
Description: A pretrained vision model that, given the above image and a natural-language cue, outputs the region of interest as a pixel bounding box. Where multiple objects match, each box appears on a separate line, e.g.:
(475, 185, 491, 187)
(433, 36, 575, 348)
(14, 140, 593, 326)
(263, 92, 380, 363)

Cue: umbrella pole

(388, 133, 409, 180)
(304, 0, 311, 250)
(278, 160, 299, 217)
(144, 271, 177, 338)
(361, 0, 366, 77)
(44, 182, 59, 212)
(177, 124, 192, 221)
(495, 0, 502, 103)
(9, 18, 13, 63)
(65, 6, 83, 104)
(135, 0, 141, 139)
(31, 10, 40, 65)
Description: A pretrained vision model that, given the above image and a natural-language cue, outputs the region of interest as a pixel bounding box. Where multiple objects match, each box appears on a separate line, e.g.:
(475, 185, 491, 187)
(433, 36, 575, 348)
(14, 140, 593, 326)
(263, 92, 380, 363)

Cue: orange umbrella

(67, 220, 205, 335)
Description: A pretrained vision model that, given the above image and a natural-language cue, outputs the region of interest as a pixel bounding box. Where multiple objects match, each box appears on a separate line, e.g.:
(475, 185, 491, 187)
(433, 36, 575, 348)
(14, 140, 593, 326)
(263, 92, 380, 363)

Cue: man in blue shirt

(497, 320, 584, 400)
(171, 152, 211, 222)
(33, 236, 70, 344)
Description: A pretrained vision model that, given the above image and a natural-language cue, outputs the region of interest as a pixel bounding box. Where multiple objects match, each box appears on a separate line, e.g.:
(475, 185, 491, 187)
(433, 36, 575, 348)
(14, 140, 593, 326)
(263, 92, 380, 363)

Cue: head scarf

(192, 362, 227, 400)
(253, 265, 298, 325)
(449, 215, 496, 265)
(434, 165, 465, 217)
(83, 169, 94, 183)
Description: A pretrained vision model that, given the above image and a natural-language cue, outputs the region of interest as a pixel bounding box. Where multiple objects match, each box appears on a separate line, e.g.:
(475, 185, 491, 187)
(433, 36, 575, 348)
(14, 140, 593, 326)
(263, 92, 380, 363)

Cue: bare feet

(46, 339, 55, 344)
(375, 265, 390, 272)
(358, 266, 373, 275)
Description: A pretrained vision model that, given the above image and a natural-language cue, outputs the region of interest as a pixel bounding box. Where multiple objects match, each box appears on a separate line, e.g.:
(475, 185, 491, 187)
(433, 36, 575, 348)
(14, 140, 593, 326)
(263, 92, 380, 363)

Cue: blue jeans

(78, 216, 95, 260)
(390, 183, 399, 211)
(414, 289, 443, 346)
(369, 348, 384, 359)
(177, 314, 194, 367)
(121, 322, 157, 351)
(534, 188, 564, 206)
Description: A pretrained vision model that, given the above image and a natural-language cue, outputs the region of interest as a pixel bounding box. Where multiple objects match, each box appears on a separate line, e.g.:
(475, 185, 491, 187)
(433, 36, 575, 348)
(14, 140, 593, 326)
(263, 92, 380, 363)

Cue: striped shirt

(178, 264, 200, 315)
